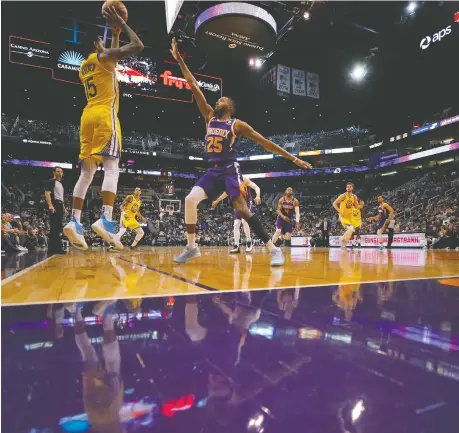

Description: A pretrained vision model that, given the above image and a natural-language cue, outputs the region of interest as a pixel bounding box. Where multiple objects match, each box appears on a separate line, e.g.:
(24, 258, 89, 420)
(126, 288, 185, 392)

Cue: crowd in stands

(2, 167, 458, 253)
(1, 113, 370, 157)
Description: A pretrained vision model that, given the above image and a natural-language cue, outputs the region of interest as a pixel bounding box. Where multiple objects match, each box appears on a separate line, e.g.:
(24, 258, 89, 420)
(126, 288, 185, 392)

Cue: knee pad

(101, 157, 120, 194)
(73, 159, 97, 198)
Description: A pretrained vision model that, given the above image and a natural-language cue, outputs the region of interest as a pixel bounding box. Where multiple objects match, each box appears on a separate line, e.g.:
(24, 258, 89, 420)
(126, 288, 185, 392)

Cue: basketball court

(2, 247, 458, 306)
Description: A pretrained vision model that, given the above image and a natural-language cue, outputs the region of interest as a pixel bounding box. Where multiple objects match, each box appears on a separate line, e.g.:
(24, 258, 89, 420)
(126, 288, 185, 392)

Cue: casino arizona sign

(160, 70, 220, 92)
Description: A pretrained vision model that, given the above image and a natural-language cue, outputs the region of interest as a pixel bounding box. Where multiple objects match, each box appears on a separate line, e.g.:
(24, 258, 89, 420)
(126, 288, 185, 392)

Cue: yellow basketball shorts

(79, 106, 122, 161)
(351, 218, 361, 229)
(121, 215, 140, 230)
(340, 216, 354, 229)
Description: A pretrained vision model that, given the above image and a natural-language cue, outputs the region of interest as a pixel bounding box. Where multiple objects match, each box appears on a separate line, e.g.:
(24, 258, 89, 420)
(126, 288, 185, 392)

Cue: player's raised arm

(111, 27, 121, 49)
(244, 177, 261, 204)
(235, 121, 312, 170)
(101, 7, 144, 62)
(170, 38, 214, 123)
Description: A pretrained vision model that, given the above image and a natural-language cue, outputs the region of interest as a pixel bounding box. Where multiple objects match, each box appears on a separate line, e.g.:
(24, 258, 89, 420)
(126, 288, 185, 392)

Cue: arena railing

(445, 187, 456, 198)
(427, 195, 441, 207)
(407, 203, 423, 217)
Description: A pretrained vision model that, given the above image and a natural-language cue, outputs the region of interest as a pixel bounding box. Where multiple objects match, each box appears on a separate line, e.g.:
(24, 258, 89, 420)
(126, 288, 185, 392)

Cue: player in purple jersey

(169, 38, 311, 266)
(212, 175, 261, 253)
(367, 195, 394, 250)
(272, 187, 300, 246)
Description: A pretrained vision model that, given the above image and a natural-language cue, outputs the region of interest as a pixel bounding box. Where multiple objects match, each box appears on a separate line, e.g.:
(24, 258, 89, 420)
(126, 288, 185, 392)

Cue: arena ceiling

(2, 1, 458, 138)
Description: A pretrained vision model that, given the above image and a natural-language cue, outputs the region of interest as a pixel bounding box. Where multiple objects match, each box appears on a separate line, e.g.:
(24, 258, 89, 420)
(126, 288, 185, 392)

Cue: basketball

(102, 0, 128, 24)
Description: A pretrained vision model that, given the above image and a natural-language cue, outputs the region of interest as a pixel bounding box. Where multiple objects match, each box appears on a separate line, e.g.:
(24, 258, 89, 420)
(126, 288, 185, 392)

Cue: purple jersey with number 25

(205, 117, 239, 163)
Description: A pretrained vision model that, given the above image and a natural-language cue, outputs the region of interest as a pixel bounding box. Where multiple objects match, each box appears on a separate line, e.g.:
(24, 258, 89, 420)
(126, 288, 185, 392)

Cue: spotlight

(350, 64, 367, 81)
(303, 11, 311, 20)
(407, 2, 417, 14)
(249, 58, 263, 68)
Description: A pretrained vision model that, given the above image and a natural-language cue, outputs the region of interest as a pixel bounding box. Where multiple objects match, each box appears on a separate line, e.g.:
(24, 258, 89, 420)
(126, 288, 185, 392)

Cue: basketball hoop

(166, 205, 174, 217)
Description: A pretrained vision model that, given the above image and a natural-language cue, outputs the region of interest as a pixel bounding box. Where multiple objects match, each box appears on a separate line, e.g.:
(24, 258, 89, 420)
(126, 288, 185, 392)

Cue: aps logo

(420, 25, 452, 50)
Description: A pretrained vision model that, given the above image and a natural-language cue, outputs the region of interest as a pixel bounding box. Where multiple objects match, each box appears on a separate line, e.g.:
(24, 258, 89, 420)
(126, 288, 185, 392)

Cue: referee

(44, 167, 67, 254)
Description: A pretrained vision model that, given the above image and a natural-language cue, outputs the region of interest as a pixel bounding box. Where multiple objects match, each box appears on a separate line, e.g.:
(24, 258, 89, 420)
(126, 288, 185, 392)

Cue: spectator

(1, 213, 27, 252)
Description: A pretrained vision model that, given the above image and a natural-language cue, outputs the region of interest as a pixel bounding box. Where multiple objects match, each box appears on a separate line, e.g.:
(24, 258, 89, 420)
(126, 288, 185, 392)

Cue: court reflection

(2, 277, 459, 433)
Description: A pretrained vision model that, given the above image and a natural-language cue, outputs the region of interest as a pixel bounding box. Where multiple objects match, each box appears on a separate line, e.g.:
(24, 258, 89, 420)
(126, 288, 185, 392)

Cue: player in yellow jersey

(64, 7, 144, 251)
(333, 182, 359, 250)
(112, 187, 146, 249)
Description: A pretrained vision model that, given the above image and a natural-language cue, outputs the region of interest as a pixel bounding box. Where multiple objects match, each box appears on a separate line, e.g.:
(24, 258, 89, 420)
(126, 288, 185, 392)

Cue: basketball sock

(242, 219, 251, 241)
(247, 215, 275, 251)
(72, 209, 82, 224)
(234, 220, 242, 246)
(187, 233, 196, 249)
(102, 205, 113, 222)
(265, 240, 276, 252)
(272, 229, 281, 244)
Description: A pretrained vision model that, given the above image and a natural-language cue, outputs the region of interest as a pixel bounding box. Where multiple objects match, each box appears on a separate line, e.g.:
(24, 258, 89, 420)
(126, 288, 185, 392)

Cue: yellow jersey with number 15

(79, 52, 119, 113)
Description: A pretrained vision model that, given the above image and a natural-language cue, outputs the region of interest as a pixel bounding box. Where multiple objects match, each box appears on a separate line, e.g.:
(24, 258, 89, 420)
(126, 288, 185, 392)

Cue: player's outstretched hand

(254, 196, 261, 205)
(103, 6, 125, 29)
(293, 158, 312, 169)
(211, 200, 218, 208)
(170, 38, 181, 62)
(296, 222, 300, 231)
